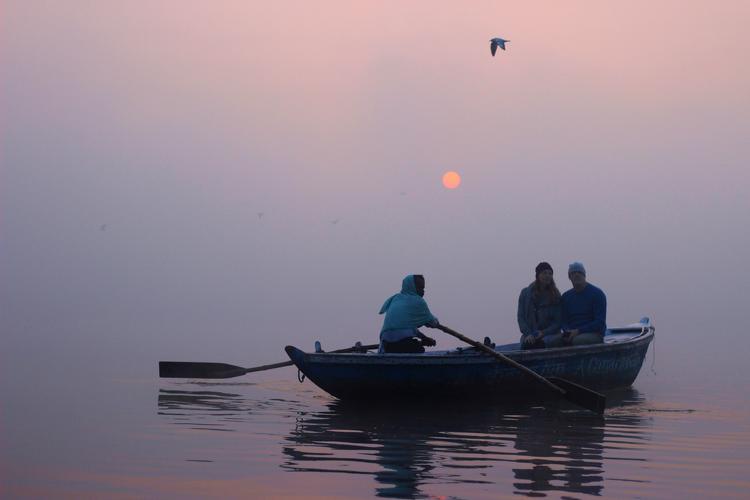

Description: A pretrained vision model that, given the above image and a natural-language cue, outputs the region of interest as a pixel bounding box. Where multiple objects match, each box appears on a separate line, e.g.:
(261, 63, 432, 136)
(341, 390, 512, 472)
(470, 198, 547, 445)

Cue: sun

(442, 171, 461, 189)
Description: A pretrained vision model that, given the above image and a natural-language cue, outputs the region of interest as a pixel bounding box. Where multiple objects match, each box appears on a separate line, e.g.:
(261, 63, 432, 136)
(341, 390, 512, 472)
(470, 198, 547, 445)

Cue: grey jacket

(517, 285, 562, 337)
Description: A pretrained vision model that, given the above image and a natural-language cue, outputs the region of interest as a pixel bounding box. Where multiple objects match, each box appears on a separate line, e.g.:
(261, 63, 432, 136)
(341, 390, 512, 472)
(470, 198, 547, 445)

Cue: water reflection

(157, 386, 310, 431)
(283, 391, 652, 498)
(158, 389, 248, 431)
(157, 388, 652, 498)
(511, 407, 605, 495)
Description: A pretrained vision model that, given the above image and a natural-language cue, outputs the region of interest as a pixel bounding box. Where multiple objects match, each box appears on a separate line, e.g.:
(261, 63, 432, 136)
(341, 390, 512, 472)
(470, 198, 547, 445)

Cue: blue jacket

(561, 283, 607, 334)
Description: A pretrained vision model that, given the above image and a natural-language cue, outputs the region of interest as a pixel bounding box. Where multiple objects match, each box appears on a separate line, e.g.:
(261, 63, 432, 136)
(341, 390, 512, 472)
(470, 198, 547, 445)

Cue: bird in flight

(490, 38, 509, 56)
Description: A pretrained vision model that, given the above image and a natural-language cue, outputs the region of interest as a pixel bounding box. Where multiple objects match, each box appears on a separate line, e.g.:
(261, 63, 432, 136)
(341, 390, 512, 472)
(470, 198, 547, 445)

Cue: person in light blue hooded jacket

(378, 274, 440, 353)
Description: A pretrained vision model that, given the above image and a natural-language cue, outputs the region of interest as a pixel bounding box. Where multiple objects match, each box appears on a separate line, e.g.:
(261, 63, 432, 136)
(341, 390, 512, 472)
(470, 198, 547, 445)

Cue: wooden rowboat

(285, 318, 655, 400)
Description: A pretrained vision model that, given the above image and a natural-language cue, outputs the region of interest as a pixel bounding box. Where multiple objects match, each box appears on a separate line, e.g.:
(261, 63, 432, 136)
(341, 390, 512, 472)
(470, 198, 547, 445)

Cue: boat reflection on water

(282, 391, 652, 498)
(157, 388, 652, 498)
(511, 406, 606, 496)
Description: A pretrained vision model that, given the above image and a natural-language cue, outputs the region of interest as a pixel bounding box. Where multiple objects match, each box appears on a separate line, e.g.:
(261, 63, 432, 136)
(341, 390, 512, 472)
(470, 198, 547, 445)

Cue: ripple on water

(155, 381, 750, 498)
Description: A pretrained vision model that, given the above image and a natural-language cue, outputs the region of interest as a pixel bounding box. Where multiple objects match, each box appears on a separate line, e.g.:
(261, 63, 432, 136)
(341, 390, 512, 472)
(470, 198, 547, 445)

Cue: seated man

(560, 262, 606, 346)
(378, 274, 439, 353)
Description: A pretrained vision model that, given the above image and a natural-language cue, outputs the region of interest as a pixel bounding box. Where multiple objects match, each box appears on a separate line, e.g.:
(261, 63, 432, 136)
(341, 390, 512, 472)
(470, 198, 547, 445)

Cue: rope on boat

(649, 328, 657, 375)
(297, 369, 306, 383)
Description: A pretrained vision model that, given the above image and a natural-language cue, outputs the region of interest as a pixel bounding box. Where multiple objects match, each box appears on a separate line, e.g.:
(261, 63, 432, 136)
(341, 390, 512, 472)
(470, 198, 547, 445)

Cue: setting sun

(442, 171, 461, 189)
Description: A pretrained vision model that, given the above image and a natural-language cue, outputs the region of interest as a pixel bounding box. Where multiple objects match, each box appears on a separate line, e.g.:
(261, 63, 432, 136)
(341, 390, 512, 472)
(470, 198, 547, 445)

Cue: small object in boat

(314, 341, 323, 353)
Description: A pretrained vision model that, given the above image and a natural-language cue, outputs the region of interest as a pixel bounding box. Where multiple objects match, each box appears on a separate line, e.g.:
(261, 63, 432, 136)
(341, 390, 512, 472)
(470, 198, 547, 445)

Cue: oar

(159, 342, 379, 379)
(437, 324, 605, 415)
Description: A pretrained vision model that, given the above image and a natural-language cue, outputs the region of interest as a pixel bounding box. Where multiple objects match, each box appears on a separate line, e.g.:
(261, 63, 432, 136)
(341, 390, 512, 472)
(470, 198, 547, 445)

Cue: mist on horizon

(2, 1, 748, 368)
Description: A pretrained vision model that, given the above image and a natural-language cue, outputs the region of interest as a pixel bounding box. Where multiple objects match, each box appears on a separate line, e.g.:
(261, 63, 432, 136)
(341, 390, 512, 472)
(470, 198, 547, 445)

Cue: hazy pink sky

(2, 1, 749, 360)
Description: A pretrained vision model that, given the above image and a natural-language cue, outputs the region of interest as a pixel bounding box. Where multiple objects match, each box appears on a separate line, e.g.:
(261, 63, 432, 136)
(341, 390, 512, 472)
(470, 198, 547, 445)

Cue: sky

(1, 1, 749, 368)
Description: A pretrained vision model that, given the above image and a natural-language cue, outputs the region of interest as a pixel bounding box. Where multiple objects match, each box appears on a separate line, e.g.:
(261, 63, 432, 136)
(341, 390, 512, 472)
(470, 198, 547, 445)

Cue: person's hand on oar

(414, 329, 437, 347)
(420, 318, 440, 347)
(421, 336, 437, 347)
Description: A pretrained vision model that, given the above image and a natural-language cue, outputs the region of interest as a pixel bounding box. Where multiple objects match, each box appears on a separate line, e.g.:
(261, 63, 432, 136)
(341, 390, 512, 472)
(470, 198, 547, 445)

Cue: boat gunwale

(293, 326, 655, 366)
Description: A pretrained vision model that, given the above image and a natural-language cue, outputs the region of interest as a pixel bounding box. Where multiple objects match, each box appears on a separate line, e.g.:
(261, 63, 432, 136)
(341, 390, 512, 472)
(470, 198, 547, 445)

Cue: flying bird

(257, 212, 264, 219)
(99, 224, 107, 231)
(490, 38, 509, 56)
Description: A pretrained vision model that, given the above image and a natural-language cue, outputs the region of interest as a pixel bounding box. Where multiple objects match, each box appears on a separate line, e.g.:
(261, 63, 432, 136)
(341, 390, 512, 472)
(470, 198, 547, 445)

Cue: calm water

(3, 333, 750, 499)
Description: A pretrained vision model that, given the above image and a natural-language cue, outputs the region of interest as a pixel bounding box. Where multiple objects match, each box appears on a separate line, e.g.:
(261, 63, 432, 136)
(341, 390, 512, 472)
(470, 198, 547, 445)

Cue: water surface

(3, 344, 749, 499)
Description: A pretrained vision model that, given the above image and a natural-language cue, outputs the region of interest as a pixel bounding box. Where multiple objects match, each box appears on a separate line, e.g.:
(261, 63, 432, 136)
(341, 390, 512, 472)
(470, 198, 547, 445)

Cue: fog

(1, 1, 748, 378)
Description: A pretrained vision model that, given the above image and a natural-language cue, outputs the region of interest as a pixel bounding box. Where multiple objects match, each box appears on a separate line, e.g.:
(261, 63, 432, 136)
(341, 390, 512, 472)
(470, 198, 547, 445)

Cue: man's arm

(576, 289, 607, 334)
(560, 294, 571, 332)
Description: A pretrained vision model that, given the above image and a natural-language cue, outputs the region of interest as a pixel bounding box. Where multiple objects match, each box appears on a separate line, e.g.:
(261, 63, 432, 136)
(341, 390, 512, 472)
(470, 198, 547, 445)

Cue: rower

(378, 274, 439, 353)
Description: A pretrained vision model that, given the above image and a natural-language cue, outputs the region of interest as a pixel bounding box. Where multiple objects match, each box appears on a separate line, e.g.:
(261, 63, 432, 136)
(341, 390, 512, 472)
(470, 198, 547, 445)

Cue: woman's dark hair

(535, 262, 553, 277)
(530, 276, 561, 303)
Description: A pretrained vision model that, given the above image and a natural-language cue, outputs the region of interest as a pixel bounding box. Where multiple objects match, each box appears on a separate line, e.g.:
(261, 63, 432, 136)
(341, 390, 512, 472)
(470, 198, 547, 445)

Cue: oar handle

(243, 360, 293, 374)
(242, 342, 379, 374)
(437, 324, 565, 395)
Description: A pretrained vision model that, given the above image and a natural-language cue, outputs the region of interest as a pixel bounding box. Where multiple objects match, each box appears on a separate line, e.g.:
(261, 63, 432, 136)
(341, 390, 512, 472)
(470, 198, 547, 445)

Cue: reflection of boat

(285, 318, 655, 400)
(155, 386, 653, 498)
(282, 392, 652, 498)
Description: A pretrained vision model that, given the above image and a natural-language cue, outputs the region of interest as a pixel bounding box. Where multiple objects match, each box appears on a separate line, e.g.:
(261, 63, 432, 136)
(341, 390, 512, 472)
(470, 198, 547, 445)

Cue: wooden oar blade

(548, 377, 606, 415)
(159, 361, 247, 379)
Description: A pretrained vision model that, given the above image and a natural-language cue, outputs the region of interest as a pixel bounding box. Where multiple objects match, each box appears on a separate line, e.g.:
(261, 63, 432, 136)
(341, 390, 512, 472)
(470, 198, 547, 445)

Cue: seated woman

(517, 262, 563, 349)
(379, 274, 439, 353)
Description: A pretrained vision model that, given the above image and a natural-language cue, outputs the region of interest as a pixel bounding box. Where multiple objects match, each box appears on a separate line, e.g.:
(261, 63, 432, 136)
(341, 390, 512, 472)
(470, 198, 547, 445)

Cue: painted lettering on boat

(530, 352, 644, 378)
(585, 354, 642, 373)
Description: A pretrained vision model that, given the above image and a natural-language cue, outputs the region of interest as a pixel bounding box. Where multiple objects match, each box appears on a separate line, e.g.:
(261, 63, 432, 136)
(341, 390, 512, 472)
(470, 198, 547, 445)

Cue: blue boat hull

(285, 322, 655, 400)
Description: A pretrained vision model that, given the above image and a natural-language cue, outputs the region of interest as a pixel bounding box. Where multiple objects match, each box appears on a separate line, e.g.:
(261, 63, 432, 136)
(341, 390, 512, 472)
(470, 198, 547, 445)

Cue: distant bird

(490, 37, 509, 56)
(99, 224, 107, 231)
(257, 212, 264, 219)
(330, 219, 340, 225)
